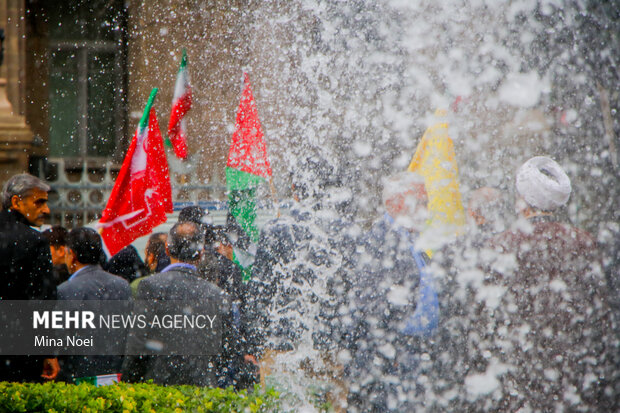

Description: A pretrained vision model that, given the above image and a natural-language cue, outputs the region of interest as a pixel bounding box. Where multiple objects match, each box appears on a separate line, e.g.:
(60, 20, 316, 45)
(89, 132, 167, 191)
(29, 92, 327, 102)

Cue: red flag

(166, 50, 191, 159)
(99, 89, 173, 256)
(226, 72, 272, 179)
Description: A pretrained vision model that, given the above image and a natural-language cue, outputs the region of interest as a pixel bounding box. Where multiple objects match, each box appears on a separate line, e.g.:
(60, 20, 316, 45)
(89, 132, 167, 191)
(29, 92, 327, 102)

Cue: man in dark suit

(122, 221, 239, 387)
(57, 227, 131, 381)
(0, 173, 58, 382)
(41, 225, 71, 286)
(130, 232, 169, 297)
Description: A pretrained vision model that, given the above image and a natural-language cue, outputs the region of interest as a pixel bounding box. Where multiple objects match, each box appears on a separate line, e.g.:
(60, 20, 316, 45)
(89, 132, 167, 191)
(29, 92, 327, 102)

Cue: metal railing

(39, 158, 226, 228)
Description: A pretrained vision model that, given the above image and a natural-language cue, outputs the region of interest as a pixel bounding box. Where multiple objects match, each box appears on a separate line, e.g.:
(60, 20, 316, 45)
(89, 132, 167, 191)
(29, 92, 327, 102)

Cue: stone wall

(0, 0, 34, 187)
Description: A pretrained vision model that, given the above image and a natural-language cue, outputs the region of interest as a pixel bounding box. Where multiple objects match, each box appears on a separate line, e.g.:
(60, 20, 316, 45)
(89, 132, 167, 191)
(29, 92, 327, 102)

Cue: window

(46, 0, 126, 159)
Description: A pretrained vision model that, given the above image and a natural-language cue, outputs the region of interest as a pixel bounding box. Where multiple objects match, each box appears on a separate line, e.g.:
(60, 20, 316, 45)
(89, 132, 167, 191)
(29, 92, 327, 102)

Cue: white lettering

(65, 311, 80, 328)
(35, 311, 96, 329)
(51, 311, 63, 329)
(121, 314, 136, 328)
(66, 336, 93, 347)
(34, 335, 62, 346)
(82, 311, 95, 329)
(33, 311, 49, 329)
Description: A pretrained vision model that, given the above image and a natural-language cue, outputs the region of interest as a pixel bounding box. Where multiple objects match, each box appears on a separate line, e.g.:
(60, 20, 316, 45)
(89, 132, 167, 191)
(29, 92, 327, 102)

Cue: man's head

(209, 225, 233, 261)
(515, 156, 571, 215)
(42, 225, 69, 266)
(65, 227, 105, 273)
(145, 232, 169, 273)
(178, 206, 210, 229)
(167, 221, 204, 264)
(1, 173, 51, 226)
(382, 171, 428, 231)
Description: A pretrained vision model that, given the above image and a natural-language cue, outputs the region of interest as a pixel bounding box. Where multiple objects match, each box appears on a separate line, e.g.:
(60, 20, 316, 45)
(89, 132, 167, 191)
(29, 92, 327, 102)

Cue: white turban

(516, 156, 571, 211)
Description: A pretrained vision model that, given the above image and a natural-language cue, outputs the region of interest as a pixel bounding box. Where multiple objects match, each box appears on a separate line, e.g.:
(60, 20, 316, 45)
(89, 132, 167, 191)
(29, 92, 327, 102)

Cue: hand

(41, 357, 60, 380)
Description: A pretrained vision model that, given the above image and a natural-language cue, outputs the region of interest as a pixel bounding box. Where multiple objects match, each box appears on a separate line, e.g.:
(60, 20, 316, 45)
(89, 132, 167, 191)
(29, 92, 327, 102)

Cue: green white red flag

(226, 73, 272, 280)
(166, 49, 191, 159)
(75, 373, 121, 387)
(99, 88, 173, 256)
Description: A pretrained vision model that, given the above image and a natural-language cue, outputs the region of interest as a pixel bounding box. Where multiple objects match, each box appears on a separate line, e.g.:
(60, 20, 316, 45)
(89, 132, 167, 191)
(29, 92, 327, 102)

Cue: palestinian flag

(226, 73, 272, 280)
(166, 49, 192, 159)
(99, 88, 173, 256)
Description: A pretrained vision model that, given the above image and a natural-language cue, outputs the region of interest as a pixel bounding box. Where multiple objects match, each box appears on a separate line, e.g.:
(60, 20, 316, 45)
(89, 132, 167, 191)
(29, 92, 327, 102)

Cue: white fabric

(516, 156, 571, 211)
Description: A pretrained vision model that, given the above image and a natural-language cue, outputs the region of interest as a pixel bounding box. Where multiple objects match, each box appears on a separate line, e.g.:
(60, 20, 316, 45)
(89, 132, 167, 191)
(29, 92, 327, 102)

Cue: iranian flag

(74, 373, 121, 387)
(99, 88, 173, 256)
(166, 49, 192, 159)
(226, 73, 272, 280)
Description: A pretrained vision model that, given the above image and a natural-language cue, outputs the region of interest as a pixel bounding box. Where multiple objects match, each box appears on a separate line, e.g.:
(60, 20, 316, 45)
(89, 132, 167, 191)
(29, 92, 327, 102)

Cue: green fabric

(226, 167, 264, 244)
(74, 376, 96, 386)
(228, 187, 259, 243)
(180, 49, 187, 70)
(138, 88, 158, 133)
(233, 255, 253, 282)
(232, 247, 255, 282)
(225, 167, 265, 191)
(226, 167, 265, 280)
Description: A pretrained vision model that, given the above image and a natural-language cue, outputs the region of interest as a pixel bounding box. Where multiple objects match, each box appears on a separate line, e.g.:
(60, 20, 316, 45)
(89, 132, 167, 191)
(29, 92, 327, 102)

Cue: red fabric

(100, 109, 173, 256)
(167, 91, 192, 159)
(226, 73, 272, 179)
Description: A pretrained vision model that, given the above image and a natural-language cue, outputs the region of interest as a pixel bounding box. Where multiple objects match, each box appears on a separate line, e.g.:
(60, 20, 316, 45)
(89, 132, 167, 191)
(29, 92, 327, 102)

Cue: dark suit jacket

(58, 265, 131, 301)
(0, 209, 55, 300)
(57, 265, 131, 381)
(0, 208, 56, 382)
(122, 265, 237, 387)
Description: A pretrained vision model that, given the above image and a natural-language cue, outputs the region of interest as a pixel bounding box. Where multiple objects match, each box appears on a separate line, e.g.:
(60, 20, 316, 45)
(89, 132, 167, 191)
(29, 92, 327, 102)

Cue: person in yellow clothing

(408, 109, 466, 250)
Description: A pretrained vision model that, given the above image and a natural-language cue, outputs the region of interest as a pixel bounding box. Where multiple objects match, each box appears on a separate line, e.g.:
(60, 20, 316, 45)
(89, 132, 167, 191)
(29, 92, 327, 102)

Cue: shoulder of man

(137, 268, 172, 289)
(0, 209, 48, 244)
(139, 266, 222, 291)
(534, 220, 597, 249)
(102, 269, 132, 296)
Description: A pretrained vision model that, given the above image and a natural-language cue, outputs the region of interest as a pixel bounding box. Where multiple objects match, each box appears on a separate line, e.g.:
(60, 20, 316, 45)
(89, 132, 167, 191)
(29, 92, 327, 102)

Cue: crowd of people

(0, 153, 618, 411)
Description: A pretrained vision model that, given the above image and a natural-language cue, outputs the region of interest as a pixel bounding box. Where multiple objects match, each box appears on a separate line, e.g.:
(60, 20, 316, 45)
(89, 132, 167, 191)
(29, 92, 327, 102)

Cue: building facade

(1, 0, 256, 227)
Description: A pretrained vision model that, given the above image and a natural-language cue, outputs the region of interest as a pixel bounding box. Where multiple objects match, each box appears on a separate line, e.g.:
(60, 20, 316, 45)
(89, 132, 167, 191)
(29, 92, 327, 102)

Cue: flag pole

(140, 88, 158, 130)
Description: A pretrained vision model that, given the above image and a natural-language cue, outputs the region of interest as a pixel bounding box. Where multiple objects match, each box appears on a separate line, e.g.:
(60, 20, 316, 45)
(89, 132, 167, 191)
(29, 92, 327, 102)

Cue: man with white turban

(514, 155, 572, 217)
(472, 156, 620, 411)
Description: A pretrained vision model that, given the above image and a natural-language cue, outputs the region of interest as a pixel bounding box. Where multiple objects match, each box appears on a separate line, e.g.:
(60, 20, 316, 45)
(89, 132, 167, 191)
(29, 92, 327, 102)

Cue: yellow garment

(408, 109, 466, 232)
